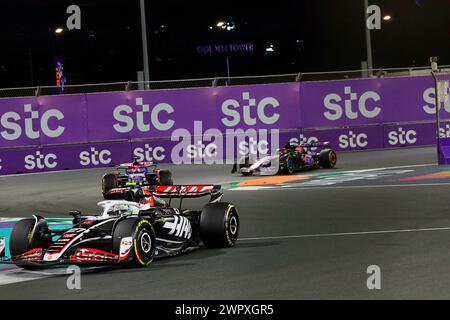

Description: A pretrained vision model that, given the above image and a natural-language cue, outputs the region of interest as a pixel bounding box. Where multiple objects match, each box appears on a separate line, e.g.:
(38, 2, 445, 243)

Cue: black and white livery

(4, 185, 239, 269)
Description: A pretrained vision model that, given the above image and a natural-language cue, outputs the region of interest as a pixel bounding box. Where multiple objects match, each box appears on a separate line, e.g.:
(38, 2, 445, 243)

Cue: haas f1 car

(102, 159, 173, 199)
(232, 141, 337, 176)
(4, 185, 239, 269)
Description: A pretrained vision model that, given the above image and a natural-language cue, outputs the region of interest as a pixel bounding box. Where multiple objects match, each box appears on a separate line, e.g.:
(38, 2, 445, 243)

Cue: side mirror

(69, 210, 81, 218)
(69, 211, 82, 227)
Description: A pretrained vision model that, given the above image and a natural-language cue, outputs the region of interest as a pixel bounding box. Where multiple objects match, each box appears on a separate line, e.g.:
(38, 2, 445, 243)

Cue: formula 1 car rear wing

(298, 141, 330, 148)
(106, 185, 223, 204)
(152, 185, 221, 197)
(116, 161, 156, 169)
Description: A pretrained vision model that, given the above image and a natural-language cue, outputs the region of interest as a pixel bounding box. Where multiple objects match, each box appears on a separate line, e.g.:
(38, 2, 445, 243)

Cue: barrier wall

(0, 75, 449, 175)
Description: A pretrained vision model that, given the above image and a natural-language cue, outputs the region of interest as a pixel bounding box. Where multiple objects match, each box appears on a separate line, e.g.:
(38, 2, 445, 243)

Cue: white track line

(0, 269, 53, 286)
(0, 167, 101, 178)
(346, 163, 436, 172)
(233, 182, 450, 191)
(239, 226, 450, 242)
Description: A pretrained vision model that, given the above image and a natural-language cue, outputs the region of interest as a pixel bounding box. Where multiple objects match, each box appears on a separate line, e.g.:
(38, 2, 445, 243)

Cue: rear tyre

(145, 173, 159, 185)
(200, 202, 240, 248)
(9, 217, 51, 269)
(158, 170, 173, 185)
(319, 149, 337, 168)
(113, 218, 155, 267)
(102, 173, 118, 199)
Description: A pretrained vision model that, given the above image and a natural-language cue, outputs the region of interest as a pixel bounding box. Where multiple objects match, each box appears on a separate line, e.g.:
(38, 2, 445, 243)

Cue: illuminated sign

(196, 43, 254, 55)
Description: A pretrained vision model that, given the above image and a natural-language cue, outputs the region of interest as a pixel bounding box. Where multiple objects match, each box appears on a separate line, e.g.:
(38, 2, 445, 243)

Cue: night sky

(0, 0, 449, 88)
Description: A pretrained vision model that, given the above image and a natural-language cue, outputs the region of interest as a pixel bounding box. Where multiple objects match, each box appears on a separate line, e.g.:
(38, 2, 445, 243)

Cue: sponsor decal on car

(108, 187, 129, 194)
(119, 237, 133, 261)
(163, 215, 192, 239)
(69, 248, 119, 263)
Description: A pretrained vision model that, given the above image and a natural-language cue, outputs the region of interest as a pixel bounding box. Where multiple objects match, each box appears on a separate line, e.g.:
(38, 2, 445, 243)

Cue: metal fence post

(35, 86, 41, 96)
(125, 81, 131, 91)
(212, 77, 219, 87)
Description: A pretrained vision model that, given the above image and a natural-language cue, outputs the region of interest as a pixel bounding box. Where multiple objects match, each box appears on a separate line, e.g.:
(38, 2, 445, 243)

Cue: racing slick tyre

(319, 149, 337, 168)
(280, 155, 295, 174)
(200, 202, 239, 248)
(102, 173, 118, 199)
(158, 170, 173, 185)
(9, 217, 52, 269)
(113, 218, 156, 267)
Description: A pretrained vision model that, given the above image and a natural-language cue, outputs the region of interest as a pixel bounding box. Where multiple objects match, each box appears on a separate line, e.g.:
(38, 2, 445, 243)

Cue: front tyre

(9, 217, 52, 269)
(113, 218, 155, 267)
(200, 202, 240, 248)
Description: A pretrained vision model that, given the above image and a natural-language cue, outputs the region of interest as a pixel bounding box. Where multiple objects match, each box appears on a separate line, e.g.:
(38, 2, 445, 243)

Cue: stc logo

(440, 124, 450, 138)
(388, 128, 417, 146)
(423, 86, 450, 114)
(324, 86, 381, 121)
(80, 147, 111, 166)
(113, 97, 175, 133)
(221, 92, 280, 127)
(289, 134, 318, 146)
(338, 131, 368, 149)
(133, 144, 165, 162)
(0, 104, 65, 141)
(25, 151, 58, 170)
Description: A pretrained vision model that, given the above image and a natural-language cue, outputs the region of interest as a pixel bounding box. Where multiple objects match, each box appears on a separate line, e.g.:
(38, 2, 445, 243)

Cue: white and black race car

(3, 185, 239, 269)
(232, 142, 337, 176)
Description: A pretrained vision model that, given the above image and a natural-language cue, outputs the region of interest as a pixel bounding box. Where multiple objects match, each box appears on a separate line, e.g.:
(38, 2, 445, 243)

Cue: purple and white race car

(232, 141, 337, 176)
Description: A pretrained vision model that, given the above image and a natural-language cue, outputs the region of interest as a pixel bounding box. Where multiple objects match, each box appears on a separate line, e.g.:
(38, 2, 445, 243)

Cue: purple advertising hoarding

(86, 88, 219, 141)
(216, 83, 300, 131)
(0, 74, 449, 175)
(299, 78, 383, 127)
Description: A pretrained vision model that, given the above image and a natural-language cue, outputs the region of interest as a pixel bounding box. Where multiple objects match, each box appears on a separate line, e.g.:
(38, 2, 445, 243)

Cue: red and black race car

(102, 158, 173, 199)
(232, 141, 337, 176)
(3, 185, 239, 269)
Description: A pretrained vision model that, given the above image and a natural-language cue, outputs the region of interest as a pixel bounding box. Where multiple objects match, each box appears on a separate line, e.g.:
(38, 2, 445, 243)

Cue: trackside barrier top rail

(1, 65, 450, 98)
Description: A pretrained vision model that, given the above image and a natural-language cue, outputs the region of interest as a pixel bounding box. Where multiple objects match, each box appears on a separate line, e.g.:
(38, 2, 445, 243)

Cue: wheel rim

(329, 151, 337, 165)
(140, 232, 152, 253)
(229, 216, 238, 235)
(287, 158, 294, 172)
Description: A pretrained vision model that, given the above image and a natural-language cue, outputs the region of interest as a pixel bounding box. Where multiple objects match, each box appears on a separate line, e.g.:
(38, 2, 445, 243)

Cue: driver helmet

(108, 204, 130, 216)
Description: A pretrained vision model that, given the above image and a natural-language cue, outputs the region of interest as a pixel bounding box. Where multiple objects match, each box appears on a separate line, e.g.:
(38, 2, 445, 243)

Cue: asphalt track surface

(2, 146, 450, 299)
